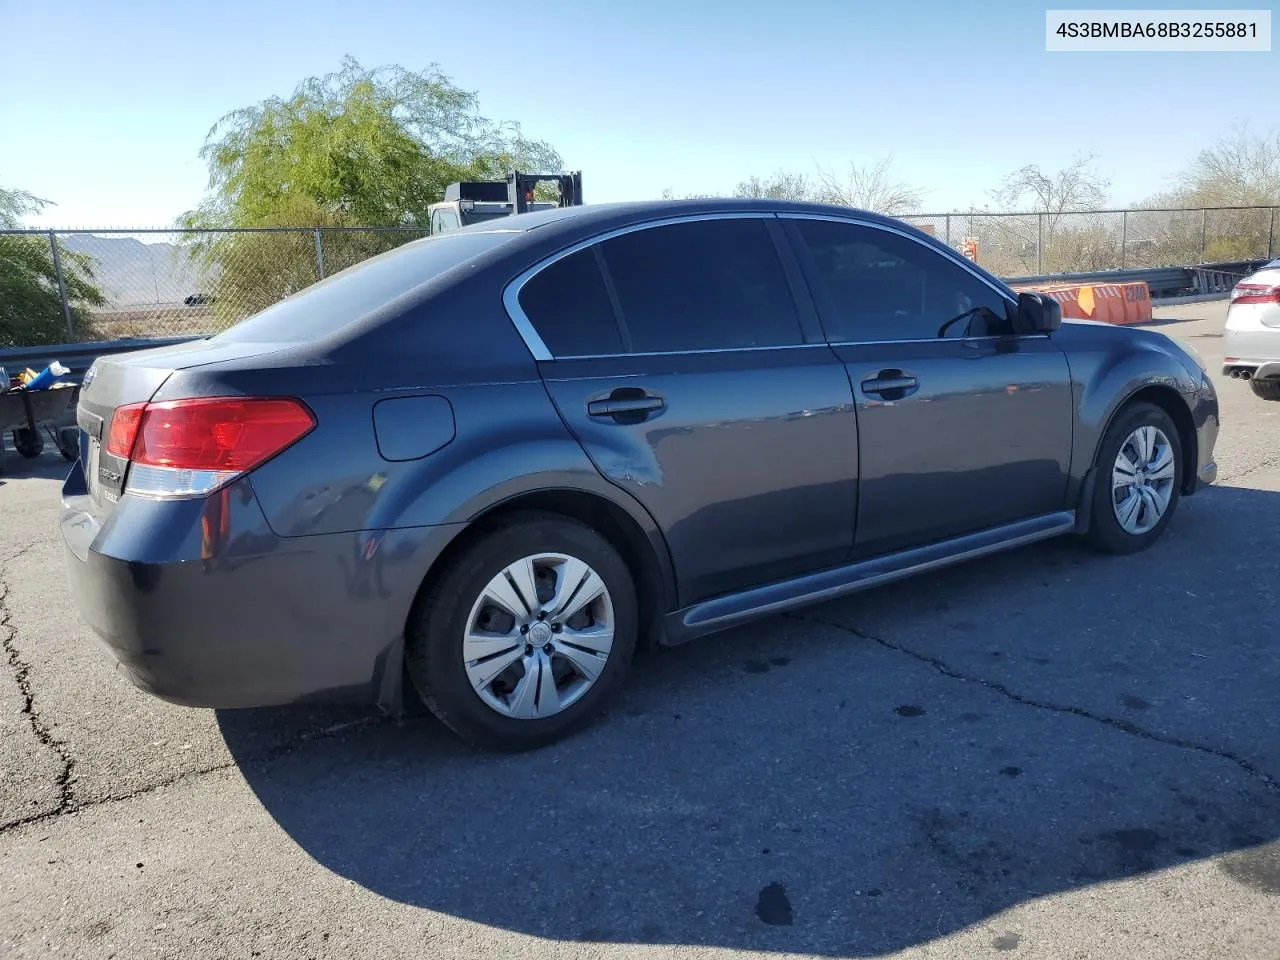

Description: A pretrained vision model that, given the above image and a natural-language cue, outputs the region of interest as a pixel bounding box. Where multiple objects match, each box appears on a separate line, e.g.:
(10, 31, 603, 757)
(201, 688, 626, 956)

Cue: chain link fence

(901, 205, 1278, 278)
(3, 206, 1278, 347)
(0, 226, 429, 347)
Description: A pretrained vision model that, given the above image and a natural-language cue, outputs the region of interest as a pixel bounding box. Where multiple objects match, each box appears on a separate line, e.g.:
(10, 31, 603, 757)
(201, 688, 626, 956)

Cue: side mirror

(1016, 292, 1062, 334)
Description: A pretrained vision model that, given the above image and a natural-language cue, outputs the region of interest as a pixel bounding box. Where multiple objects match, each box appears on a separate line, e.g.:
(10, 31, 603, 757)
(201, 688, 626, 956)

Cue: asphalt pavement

(1, 300, 1278, 959)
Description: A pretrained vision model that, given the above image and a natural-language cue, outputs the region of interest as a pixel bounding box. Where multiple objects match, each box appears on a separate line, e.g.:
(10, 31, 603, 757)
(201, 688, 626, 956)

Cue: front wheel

(1085, 401, 1182, 554)
(405, 513, 638, 751)
(1250, 379, 1280, 402)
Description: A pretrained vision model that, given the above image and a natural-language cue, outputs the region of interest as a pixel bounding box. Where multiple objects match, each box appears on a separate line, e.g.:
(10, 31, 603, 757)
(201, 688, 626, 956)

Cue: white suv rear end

(1224, 259, 1280, 401)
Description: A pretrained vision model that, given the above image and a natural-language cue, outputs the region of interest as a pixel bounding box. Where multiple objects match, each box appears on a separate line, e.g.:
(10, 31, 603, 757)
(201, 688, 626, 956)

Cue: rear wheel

(1250, 379, 1280, 402)
(12, 428, 43, 459)
(1085, 401, 1182, 554)
(405, 513, 638, 751)
(56, 426, 79, 461)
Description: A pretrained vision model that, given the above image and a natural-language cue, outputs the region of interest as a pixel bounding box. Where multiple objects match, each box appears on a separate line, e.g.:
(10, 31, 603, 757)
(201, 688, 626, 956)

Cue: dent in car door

(509, 216, 859, 606)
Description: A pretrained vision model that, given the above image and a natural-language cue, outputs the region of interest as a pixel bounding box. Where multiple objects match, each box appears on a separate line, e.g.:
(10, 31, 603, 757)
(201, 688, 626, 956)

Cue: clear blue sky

(1, 0, 1276, 227)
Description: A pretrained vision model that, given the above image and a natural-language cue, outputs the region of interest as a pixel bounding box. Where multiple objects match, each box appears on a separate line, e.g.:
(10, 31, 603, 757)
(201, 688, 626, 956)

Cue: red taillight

(1231, 282, 1280, 305)
(102, 397, 315, 498)
(131, 397, 315, 472)
(105, 402, 147, 458)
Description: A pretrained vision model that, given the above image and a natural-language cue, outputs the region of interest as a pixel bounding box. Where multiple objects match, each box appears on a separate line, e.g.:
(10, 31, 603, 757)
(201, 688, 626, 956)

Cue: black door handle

(587, 397, 665, 416)
(587, 389, 666, 423)
(860, 370, 918, 399)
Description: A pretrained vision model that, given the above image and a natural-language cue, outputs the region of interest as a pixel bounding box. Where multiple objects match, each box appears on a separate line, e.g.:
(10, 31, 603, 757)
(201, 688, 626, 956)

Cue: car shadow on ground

(218, 483, 1280, 956)
(0, 444, 75, 485)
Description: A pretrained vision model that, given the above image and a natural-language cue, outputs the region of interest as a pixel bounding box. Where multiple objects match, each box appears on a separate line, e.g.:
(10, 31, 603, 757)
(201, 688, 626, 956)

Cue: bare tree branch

(659, 187, 718, 200)
(990, 153, 1110, 219)
(733, 170, 815, 201)
(813, 156, 922, 215)
(1168, 121, 1280, 206)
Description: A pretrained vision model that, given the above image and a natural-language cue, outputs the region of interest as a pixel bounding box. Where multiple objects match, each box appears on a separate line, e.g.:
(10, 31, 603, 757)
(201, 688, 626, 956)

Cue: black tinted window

(792, 219, 1012, 343)
(600, 218, 803, 352)
(518, 248, 624, 356)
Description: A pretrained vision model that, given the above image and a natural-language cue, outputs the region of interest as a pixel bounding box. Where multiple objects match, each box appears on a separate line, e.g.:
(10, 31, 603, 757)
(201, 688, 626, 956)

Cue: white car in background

(1224, 258, 1280, 401)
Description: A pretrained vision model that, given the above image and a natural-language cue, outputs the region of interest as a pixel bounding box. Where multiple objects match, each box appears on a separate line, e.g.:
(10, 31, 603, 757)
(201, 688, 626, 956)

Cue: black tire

(1250, 379, 1280, 402)
(405, 512, 638, 751)
(12, 427, 43, 459)
(56, 426, 79, 462)
(1085, 401, 1182, 555)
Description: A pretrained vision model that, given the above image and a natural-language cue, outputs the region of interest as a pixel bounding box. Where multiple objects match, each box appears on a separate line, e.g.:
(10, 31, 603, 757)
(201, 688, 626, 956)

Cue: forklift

(427, 170, 583, 235)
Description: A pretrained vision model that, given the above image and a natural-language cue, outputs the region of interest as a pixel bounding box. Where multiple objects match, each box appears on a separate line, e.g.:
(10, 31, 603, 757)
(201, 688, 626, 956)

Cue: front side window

(791, 219, 1013, 343)
(599, 218, 805, 353)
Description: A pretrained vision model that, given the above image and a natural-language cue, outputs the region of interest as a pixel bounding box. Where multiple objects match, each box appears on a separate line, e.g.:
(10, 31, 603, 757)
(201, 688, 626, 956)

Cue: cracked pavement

(1, 300, 1278, 959)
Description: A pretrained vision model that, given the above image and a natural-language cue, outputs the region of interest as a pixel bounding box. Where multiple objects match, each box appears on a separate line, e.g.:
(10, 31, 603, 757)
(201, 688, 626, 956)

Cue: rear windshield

(212, 230, 515, 343)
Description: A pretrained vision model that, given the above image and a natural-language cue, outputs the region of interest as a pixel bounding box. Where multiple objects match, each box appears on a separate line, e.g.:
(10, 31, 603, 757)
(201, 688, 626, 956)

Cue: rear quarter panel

(151, 270, 679, 615)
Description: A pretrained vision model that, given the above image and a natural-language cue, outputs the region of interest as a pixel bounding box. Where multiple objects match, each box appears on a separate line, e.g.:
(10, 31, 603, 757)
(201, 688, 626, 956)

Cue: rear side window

(518, 248, 625, 356)
(791, 219, 1013, 343)
(214, 231, 513, 344)
(600, 218, 804, 353)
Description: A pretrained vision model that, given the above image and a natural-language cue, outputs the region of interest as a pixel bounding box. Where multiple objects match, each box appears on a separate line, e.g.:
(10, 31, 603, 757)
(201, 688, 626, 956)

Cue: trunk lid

(76, 338, 291, 511)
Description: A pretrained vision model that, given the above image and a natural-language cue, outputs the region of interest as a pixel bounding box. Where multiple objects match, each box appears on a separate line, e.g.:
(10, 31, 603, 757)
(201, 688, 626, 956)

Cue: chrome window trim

(502, 212, 784, 362)
(545, 334, 1051, 362)
(552, 342, 835, 362)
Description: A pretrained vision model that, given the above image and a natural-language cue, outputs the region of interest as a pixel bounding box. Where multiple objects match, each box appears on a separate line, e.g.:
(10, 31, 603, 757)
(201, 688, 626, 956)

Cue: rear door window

(517, 248, 625, 357)
(599, 218, 805, 353)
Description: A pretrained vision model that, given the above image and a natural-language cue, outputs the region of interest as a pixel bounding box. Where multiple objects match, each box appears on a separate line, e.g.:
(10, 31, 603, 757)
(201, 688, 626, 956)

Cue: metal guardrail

(1006, 258, 1272, 298)
(1008, 267, 1193, 297)
(0, 336, 203, 380)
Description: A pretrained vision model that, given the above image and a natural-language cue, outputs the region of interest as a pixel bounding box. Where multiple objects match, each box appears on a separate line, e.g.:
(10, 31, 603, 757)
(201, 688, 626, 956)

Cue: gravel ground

(1, 300, 1278, 960)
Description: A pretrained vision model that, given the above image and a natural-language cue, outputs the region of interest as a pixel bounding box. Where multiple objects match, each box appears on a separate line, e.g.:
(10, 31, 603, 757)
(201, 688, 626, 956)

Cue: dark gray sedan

(61, 199, 1219, 750)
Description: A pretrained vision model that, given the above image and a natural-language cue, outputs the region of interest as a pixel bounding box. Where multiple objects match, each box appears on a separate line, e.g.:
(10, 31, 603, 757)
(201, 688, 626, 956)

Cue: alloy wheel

(1111, 425, 1176, 535)
(462, 553, 615, 719)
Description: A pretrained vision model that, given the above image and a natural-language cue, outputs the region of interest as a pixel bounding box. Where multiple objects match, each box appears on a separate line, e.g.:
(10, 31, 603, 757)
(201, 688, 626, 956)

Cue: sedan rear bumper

(1222, 360, 1280, 381)
(1223, 303, 1280, 378)
(60, 462, 465, 710)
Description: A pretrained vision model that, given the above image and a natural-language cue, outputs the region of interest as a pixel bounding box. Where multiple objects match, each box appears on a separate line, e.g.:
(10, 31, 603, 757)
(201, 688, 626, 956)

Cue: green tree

(0, 188, 106, 346)
(180, 56, 564, 325)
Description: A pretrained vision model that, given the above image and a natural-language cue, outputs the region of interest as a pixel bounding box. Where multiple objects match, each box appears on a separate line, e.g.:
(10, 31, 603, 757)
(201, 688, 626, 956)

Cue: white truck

(427, 171, 584, 235)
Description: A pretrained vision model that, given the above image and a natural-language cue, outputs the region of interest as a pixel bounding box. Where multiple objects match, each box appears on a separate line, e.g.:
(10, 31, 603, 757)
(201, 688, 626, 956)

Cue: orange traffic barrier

(1011, 280, 1151, 326)
(1119, 281, 1152, 324)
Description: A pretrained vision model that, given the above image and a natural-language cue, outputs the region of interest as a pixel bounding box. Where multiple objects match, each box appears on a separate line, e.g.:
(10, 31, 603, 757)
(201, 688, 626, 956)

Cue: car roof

(440, 198, 937, 270)
(423, 197, 1012, 309)
(473, 197, 911, 235)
